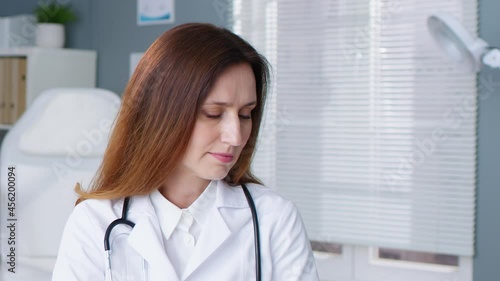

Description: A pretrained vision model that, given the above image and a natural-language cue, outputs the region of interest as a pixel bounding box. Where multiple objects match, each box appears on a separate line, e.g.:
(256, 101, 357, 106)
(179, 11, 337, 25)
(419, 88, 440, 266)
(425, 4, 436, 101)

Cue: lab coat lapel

(182, 180, 248, 280)
(126, 199, 180, 281)
(182, 205, 231, 279)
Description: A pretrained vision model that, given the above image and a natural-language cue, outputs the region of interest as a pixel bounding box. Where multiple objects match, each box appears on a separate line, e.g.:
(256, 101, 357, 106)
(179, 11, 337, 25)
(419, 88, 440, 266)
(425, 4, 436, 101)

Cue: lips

(209, 152, 234, 163)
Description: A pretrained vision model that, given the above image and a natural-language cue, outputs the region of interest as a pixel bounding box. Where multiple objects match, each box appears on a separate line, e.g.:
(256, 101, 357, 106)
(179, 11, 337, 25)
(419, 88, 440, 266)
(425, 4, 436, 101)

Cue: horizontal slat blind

(233, 0, 477, 256)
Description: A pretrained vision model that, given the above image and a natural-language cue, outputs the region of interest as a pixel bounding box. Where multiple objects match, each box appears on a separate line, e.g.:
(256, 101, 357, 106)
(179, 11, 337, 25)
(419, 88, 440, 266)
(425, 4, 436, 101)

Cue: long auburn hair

(75, 23, 270, 204)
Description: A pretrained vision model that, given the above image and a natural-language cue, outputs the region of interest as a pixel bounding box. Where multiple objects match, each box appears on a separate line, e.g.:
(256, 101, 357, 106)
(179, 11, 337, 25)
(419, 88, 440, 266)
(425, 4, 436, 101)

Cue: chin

(204, 170, 230, 180)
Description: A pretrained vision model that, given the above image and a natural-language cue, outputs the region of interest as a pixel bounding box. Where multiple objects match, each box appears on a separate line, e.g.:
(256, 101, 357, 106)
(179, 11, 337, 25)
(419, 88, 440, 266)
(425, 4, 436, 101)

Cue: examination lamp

(427, 11, 500, 72)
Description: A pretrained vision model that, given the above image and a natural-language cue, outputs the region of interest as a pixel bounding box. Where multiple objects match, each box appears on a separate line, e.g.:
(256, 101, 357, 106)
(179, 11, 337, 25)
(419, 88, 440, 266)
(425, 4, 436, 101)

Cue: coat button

(184, 235, 193, 245)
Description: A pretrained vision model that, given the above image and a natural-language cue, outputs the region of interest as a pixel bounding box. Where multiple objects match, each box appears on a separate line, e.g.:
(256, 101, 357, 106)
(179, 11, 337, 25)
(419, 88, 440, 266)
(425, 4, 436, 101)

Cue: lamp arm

(482, 48, 500, 69)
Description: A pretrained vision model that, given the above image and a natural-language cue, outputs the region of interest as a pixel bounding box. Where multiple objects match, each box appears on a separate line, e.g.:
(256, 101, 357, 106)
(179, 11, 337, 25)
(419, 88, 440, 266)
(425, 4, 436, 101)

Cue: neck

(158, 172, 211, 209)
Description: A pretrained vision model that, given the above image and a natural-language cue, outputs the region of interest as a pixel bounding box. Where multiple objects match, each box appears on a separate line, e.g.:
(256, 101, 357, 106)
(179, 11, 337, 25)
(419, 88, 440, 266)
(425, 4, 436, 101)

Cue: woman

(52, 23, 319, 281)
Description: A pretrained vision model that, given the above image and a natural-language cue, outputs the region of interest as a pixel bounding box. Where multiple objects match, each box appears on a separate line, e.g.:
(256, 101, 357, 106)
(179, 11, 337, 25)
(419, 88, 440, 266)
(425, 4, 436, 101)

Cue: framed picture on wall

(137, 0, 175, 26)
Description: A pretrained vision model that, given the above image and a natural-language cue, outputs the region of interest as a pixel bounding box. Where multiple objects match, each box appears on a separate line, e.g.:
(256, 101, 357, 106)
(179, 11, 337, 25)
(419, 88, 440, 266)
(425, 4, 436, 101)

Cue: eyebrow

(204, 101, 257, 107)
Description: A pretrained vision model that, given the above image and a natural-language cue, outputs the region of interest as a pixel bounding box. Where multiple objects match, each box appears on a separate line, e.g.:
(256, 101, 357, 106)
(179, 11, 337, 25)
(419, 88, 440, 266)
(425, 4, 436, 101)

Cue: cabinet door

(0, 57, 27, 125)
(1, 58, 12, 124)
(0, 58, 5, 124)
(9, 57, 27, 123)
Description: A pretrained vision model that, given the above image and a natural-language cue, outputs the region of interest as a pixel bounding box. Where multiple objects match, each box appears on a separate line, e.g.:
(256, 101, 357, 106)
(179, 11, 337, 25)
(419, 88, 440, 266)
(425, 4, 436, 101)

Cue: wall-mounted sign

(138, 0, 175, 26)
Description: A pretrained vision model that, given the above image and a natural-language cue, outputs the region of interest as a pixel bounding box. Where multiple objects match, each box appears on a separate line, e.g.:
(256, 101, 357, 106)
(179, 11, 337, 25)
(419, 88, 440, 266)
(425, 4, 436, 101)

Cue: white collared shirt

(149, 180, 217, 279)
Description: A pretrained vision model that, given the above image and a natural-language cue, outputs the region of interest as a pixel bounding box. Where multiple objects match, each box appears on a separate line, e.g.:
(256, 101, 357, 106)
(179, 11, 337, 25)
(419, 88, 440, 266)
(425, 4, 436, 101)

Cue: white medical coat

(52, 180, 320, 281)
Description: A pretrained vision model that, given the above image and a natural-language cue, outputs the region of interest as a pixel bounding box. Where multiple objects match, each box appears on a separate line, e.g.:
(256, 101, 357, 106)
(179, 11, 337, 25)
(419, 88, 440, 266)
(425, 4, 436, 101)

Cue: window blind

(232, 0, 477, 256)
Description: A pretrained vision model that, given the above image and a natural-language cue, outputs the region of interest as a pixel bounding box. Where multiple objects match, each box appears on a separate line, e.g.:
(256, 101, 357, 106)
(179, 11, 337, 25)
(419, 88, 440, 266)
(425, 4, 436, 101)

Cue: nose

(221, 114, 244, 146)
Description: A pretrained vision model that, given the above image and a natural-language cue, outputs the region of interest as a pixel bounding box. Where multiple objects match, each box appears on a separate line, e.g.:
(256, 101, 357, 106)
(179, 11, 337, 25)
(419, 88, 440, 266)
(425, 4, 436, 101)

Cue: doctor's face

(180, 63, 257, 182)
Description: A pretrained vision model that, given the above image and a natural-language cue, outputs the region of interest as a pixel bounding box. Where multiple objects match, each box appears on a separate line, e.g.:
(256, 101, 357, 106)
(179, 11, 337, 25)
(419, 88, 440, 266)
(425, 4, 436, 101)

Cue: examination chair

(0, 88, 120, 280)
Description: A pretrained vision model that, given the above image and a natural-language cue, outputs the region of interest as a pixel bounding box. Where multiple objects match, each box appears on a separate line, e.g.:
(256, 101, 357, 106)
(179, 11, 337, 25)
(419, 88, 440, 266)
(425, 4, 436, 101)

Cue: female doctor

(52, 23, 319, 281)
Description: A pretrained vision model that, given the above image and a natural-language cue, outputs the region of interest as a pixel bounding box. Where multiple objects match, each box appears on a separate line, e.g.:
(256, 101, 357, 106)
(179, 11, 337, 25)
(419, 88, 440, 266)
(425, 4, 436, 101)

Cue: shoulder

(240, 182, 298, 216)
(242, 182, 287, 201)
(69, 194, 152, 231)
(240, 185, 319, 280)
(74, 197, 121, 219)
(239, 182, 310, 251)
(66, 198, 119, 234)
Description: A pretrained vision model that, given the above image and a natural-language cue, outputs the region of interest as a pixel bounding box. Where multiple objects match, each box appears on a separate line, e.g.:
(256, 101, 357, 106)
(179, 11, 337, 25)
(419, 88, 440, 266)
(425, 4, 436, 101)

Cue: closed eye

(206, 114, 251, 120)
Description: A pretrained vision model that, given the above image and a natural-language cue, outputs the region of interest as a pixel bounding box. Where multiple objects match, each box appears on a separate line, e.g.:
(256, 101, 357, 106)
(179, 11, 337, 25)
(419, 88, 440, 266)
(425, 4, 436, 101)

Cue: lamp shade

(427, 12, 488, 72)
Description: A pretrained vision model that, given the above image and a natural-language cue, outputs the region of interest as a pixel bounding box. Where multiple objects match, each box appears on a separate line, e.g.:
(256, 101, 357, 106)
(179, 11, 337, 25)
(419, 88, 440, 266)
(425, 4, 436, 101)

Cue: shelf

(0, 47, 96, 57)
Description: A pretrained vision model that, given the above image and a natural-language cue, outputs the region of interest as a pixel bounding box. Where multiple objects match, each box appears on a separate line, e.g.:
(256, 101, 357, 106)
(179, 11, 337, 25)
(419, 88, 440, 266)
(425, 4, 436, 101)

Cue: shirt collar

(187, 180, 217, 227)
(149, 180, 217, 239)
(149, 188, 182, 240)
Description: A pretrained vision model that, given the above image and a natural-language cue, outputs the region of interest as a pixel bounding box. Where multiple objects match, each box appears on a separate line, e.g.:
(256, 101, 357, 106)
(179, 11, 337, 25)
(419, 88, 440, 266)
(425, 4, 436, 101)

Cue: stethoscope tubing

(242, 183, 262, 281)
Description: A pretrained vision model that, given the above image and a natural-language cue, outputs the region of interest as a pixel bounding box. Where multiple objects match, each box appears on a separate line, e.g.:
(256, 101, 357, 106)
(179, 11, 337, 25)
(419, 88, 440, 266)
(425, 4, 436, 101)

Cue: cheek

(242, 124, 253, 144)
(189, 123, 219, 150)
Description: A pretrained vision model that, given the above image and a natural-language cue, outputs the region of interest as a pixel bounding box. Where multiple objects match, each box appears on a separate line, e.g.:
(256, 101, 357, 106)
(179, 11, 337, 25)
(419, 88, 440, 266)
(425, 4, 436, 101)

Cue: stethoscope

(104, 183, 261, 281)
